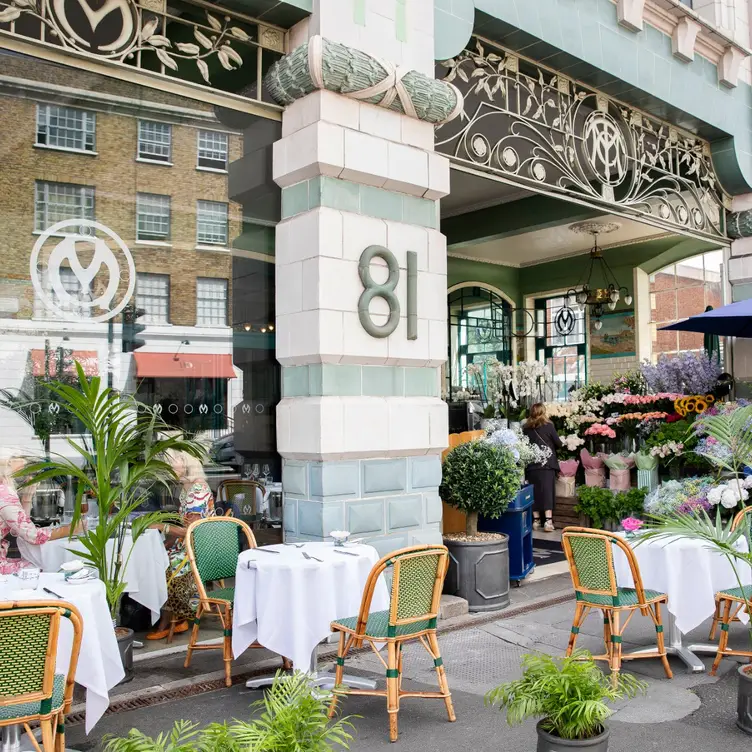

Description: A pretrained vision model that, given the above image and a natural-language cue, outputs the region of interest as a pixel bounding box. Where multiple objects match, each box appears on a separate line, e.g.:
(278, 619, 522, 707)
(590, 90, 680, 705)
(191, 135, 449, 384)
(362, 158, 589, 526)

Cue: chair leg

(602, 610, 613, 661)
(39, 719, 54, 752)
(427, 632, 456, 724)
(223, 604, 232, 688)
(566, 603, 585, 656)
(387, 642, 399, 743)
(609, 610, 622, 685)
(184, 602, 203, 669)
(328, 631, 347, 720)
(710, 597, 733, 676)
(22, 724, 43, 752)
(282, 656, 293, 671)
(709, 597, 721, 641)
(54, 715, 65, 752)
(653, 601, 673, 680)
(167, 617, 177, 645)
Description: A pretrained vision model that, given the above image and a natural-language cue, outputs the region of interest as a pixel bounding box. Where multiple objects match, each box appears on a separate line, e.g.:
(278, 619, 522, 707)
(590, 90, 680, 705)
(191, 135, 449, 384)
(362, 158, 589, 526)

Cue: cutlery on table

(255, 547, 281, 554)
(334, 549, 359, 557)
(43, 587, 63, 598)
(302, 551, 323, 563)
(284, 543, 305, 548)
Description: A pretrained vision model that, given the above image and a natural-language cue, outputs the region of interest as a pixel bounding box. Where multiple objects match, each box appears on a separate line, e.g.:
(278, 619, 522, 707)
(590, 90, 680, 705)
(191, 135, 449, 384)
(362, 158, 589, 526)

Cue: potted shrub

(440, 440, 522, 612)
(485, 650, 646, 751)
(102, 672, 355, 751)
(22, 365, 206, 679)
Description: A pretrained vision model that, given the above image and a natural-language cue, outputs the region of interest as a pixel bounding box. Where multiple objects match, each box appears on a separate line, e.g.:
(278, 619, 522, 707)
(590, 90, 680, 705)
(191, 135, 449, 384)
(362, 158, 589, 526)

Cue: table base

(623, 612, 716, 674)
(1, 725, 80, 752)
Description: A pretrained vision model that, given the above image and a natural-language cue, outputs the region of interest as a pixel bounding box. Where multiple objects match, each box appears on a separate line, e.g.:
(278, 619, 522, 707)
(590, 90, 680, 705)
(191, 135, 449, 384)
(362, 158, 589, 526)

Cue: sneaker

(532, 518, 541, 531)
(544, 520, 555, 533)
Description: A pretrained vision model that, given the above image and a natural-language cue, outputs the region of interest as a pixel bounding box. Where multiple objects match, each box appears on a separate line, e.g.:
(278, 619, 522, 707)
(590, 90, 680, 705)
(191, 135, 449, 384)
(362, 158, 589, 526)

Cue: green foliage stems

(440, 440, 523, 536)
(485, 650, 646, 740)
(574, 487, 647, 529)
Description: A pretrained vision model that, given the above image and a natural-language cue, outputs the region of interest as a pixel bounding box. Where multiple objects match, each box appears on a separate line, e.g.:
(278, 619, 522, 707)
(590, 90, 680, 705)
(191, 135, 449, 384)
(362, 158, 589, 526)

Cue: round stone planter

(536, 722, 610, 752)
(737, 664, 752, 735)
(443, 535, 509, 612)
(116, 626, 135, 684)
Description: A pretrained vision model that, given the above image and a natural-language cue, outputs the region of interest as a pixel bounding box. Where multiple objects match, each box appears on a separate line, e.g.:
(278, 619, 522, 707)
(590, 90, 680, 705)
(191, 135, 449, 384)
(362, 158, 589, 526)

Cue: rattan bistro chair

(709, 506, 752, 675)
(184, 517, 290, 687)
(562, 527, 672, 681)
(0, 600, 83, 752)
(328, 545, 455, 743)
(216, 480, 263, 519)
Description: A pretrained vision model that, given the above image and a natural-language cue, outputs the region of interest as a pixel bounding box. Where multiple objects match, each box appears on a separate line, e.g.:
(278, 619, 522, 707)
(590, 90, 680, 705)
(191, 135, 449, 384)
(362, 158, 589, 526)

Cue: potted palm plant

(643, 404, 752, 735)
(440, 440, 522, 612)
(485, 650, 646, 751)
(102, 672, 355, 751)
(21, 364, 207, 677)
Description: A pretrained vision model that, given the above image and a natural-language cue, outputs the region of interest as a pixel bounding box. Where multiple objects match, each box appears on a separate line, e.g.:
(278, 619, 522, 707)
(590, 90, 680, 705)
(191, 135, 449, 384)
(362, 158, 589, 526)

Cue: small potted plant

(485, 650, 646, 751)
(440, 440, 522, 612)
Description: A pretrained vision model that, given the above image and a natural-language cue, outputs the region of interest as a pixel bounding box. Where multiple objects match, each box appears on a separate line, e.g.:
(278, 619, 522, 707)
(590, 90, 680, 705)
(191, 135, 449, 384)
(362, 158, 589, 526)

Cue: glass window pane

(36, 105, 95, 152)
(34, 181, 95, 231)
(197, 130, 228, 170)
(197, 278, 227, 326)
(138, 121, 171, 162)
(136, 193, 170, 241)
(196, 200, 228, 245)
(136, 273, 169, 323)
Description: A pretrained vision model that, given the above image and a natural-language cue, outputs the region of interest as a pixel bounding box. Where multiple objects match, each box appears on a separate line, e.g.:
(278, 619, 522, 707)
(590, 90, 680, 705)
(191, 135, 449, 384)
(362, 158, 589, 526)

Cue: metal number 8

(358, 245, 400, 338)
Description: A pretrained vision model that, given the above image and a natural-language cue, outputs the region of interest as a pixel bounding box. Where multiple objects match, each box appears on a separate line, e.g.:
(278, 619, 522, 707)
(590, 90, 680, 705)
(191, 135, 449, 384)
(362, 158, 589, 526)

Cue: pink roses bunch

(584, 423, 617, 439)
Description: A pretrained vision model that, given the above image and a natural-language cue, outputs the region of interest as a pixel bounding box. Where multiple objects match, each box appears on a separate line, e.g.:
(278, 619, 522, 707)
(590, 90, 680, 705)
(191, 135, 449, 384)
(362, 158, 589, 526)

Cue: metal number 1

(357, 246, 418, 340)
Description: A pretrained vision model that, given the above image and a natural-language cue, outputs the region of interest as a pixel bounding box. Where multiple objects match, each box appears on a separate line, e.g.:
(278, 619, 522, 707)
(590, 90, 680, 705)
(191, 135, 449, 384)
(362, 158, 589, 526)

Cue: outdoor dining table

(232, 541, 389, 688)
(0, 572, 124, 751)
(18, 528, 169, 623)
(612, 532, 751, 672)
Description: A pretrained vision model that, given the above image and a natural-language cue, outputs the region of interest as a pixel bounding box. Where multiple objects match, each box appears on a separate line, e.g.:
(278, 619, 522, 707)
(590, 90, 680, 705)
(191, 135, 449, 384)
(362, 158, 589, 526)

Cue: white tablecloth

(18, 529, 169, 623)
(613, 533, 751, 634)
(232, 542, 389, 670)
(0, 573, 124, 733)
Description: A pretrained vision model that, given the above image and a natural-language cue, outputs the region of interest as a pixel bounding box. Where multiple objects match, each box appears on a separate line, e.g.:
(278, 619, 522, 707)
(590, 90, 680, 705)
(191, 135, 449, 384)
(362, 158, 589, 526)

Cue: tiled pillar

(273, 1, 450, 555)
(726, 194, 752, 393)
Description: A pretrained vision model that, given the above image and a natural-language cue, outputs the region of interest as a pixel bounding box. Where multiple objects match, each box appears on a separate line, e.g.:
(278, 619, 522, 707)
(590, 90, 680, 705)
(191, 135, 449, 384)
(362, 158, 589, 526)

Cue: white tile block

(276, 310, 345, 366)
(275, 261, 303, 316)
(342, 311, 390, 364)
(386, 318, 431, 366)
(319, 398, 346, 458)
(389, 400, 431, 454)
(288, 17, 310, 51)
(343, 398, 391, 454)
(276, 209, 344, 266)
(319, 309, 346, 364)
(282, 91, 361, 138)
(729, 254, 752, 282)
(428, 400, 449, 449)
(273, 122, 345, 187)
(427, 230, 447, 275)
(340, 130, 389, 187)
(401, 117, 435, 151)
(360, 103, 403, 143)
(302, 257, 361, 313)
(276, 400, 291, 453)
(428, 319, 448, 367)
(418, 272, 450, 321)
(424, 152, 451, 200)
(386, 221, 429, 271)
(384, 142, 429, 196)
(406, 30, 436, 79)
(342, 212, 388, 261)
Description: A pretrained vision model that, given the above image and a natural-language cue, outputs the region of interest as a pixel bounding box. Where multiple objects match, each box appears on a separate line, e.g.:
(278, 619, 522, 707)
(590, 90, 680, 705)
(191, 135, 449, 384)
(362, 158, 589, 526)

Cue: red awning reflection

(133, 352, 236, 379)
(30, 349, 99, 377)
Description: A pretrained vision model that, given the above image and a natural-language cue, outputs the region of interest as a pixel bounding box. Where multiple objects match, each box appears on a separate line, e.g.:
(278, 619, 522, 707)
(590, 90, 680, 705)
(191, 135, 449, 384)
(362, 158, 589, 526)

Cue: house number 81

(358, 246, 417, 340)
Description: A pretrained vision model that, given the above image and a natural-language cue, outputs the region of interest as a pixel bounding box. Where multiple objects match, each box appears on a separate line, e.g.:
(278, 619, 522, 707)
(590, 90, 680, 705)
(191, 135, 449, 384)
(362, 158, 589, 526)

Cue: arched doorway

(447, 284, 513, 399)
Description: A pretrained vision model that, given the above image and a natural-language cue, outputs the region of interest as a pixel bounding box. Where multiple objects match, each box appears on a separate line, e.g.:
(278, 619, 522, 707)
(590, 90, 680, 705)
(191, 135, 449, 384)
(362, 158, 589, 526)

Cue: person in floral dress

(147, 451, 215, 640)
(0, 453, 83, 574)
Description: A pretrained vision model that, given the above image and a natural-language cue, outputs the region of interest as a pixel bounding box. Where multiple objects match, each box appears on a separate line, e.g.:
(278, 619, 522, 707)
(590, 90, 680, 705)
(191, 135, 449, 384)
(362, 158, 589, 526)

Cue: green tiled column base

(283, 364, 440, 398)
(281, 175, 438, 229)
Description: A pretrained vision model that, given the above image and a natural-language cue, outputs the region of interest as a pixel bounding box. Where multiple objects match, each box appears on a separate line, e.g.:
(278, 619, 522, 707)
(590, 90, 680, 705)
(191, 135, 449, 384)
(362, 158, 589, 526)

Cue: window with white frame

(34, 181, 95, 232)
(196, 278, 228, 326)
(136, 273, 170, 324)
(137, 121, 172, 163)
(196, 200, 228, 245)
(136, 193, 171, 242)
(36, 105, 96, 152)
(197, 130, 229, 170)
(35, 266, 92, 320)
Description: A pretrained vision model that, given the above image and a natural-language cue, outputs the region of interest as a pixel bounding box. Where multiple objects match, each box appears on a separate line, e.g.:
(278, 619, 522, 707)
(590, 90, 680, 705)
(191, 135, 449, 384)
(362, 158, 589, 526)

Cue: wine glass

(251, 463, 260, 481)
(262, 464, 271, 484)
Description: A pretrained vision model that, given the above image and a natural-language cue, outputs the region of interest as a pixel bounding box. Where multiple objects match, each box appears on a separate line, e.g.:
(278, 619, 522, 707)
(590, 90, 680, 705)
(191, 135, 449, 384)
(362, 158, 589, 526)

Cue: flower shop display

(581, 449, 606, 487)
(556, 459, 579, 498)
(643, 477, 715, 516)
(574, 486, 647, 530)
(633, 452, 660, 493)
(641, 351, 722, 396)
(484, 422, 552, 467)
(621, 517, 644, 538)
(602, 453, 634, 491)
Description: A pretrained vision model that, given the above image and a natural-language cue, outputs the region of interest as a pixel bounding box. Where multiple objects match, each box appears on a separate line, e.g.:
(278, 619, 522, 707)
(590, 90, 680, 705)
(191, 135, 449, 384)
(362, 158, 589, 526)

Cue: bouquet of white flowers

(485, 423, 552, 468)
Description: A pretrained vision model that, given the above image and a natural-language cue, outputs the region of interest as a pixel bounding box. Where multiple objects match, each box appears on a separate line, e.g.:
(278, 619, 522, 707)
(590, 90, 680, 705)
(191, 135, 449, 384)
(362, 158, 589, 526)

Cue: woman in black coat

(523, 403, 563, 532)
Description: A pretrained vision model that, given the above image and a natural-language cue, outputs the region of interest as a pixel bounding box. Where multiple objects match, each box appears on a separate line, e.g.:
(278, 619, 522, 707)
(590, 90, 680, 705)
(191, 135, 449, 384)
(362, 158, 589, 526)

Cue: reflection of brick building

(0, 54, 244, 451)
(650, 252, 724, 356)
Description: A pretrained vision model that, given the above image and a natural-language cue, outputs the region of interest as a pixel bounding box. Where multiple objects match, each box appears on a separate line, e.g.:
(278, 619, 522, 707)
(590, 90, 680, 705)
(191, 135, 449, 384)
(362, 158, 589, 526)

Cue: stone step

(440, 594, 469, 620)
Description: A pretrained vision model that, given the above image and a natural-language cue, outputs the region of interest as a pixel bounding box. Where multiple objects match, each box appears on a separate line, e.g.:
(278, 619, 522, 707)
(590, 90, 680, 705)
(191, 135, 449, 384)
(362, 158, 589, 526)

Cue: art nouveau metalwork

(437, 37, 730, 242)
(0, 0, 284, 110)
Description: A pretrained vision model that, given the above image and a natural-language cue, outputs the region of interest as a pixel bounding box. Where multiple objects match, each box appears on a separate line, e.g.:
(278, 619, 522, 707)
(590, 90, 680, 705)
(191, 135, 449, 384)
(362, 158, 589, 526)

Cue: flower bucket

(609, 468, 631, 491)
(637, 467, 659, 493)
(555, 475, 576, 498)
(584, 468, 606, 487)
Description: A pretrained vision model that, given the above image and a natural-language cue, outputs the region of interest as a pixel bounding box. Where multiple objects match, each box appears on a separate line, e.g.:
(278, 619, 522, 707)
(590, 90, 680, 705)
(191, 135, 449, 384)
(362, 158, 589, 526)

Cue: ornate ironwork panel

(437, 37, 730, 242)
(0, 0, 285, 112)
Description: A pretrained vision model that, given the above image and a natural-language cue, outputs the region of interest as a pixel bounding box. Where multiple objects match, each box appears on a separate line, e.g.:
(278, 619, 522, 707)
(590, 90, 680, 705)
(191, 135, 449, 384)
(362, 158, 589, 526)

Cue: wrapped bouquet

(556, 458, 579, 498)
(580, 448, 606, 488)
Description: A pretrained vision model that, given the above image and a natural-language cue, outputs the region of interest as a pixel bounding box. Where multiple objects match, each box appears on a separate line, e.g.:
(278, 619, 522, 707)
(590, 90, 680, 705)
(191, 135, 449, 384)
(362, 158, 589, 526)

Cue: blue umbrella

(660, 298, 752, 339)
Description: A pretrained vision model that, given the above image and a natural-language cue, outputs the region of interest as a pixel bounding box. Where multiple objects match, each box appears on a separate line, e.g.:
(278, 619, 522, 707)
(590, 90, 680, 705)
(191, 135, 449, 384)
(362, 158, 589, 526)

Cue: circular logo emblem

(555, 305, 576, 336)
(30, 219, 135, 323)
(583, 111, 628, 186)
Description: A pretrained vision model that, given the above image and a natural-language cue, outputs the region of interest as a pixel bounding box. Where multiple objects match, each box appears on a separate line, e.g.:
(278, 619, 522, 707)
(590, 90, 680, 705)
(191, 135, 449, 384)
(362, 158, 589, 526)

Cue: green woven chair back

(191, 520, 242, 583)
(0, 609, 54, 700)
(220, 481, 259, 516)
(390, 549, 444, 623)
(566, 533, 617, 596)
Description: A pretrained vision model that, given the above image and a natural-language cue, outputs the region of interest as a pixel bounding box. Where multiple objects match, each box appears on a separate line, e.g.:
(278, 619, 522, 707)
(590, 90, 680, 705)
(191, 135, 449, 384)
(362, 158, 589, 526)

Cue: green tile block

(353, 0, 365, 25)
(360, 185, 403, 222)
(283, 365, 310, 397)
(733, 283, 752, 302)
(319, 176, 360, 213)
(362, 366, 405, 396)
(404, 367, 438, 397)
(403, 195, 438, 228)
(321, 364, 362, 396)
(281, 181, 309, 218)
(395, 0, 407, 42)
(308, 363, 323, 395)
(308, 175, 322, 209)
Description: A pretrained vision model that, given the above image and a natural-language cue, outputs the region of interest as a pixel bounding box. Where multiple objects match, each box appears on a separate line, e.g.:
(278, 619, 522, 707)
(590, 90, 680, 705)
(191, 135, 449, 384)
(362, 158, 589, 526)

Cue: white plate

(64, 576, 97, 586)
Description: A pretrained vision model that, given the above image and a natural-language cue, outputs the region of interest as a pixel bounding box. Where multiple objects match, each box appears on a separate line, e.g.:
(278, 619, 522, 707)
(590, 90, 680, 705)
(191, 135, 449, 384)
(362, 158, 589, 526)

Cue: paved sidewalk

(66, 574, 752, 750)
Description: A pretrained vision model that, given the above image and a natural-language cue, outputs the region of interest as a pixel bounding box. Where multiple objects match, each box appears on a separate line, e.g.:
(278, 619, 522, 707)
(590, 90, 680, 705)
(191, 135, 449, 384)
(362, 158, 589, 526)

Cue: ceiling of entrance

(443, 166, 675, 268)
